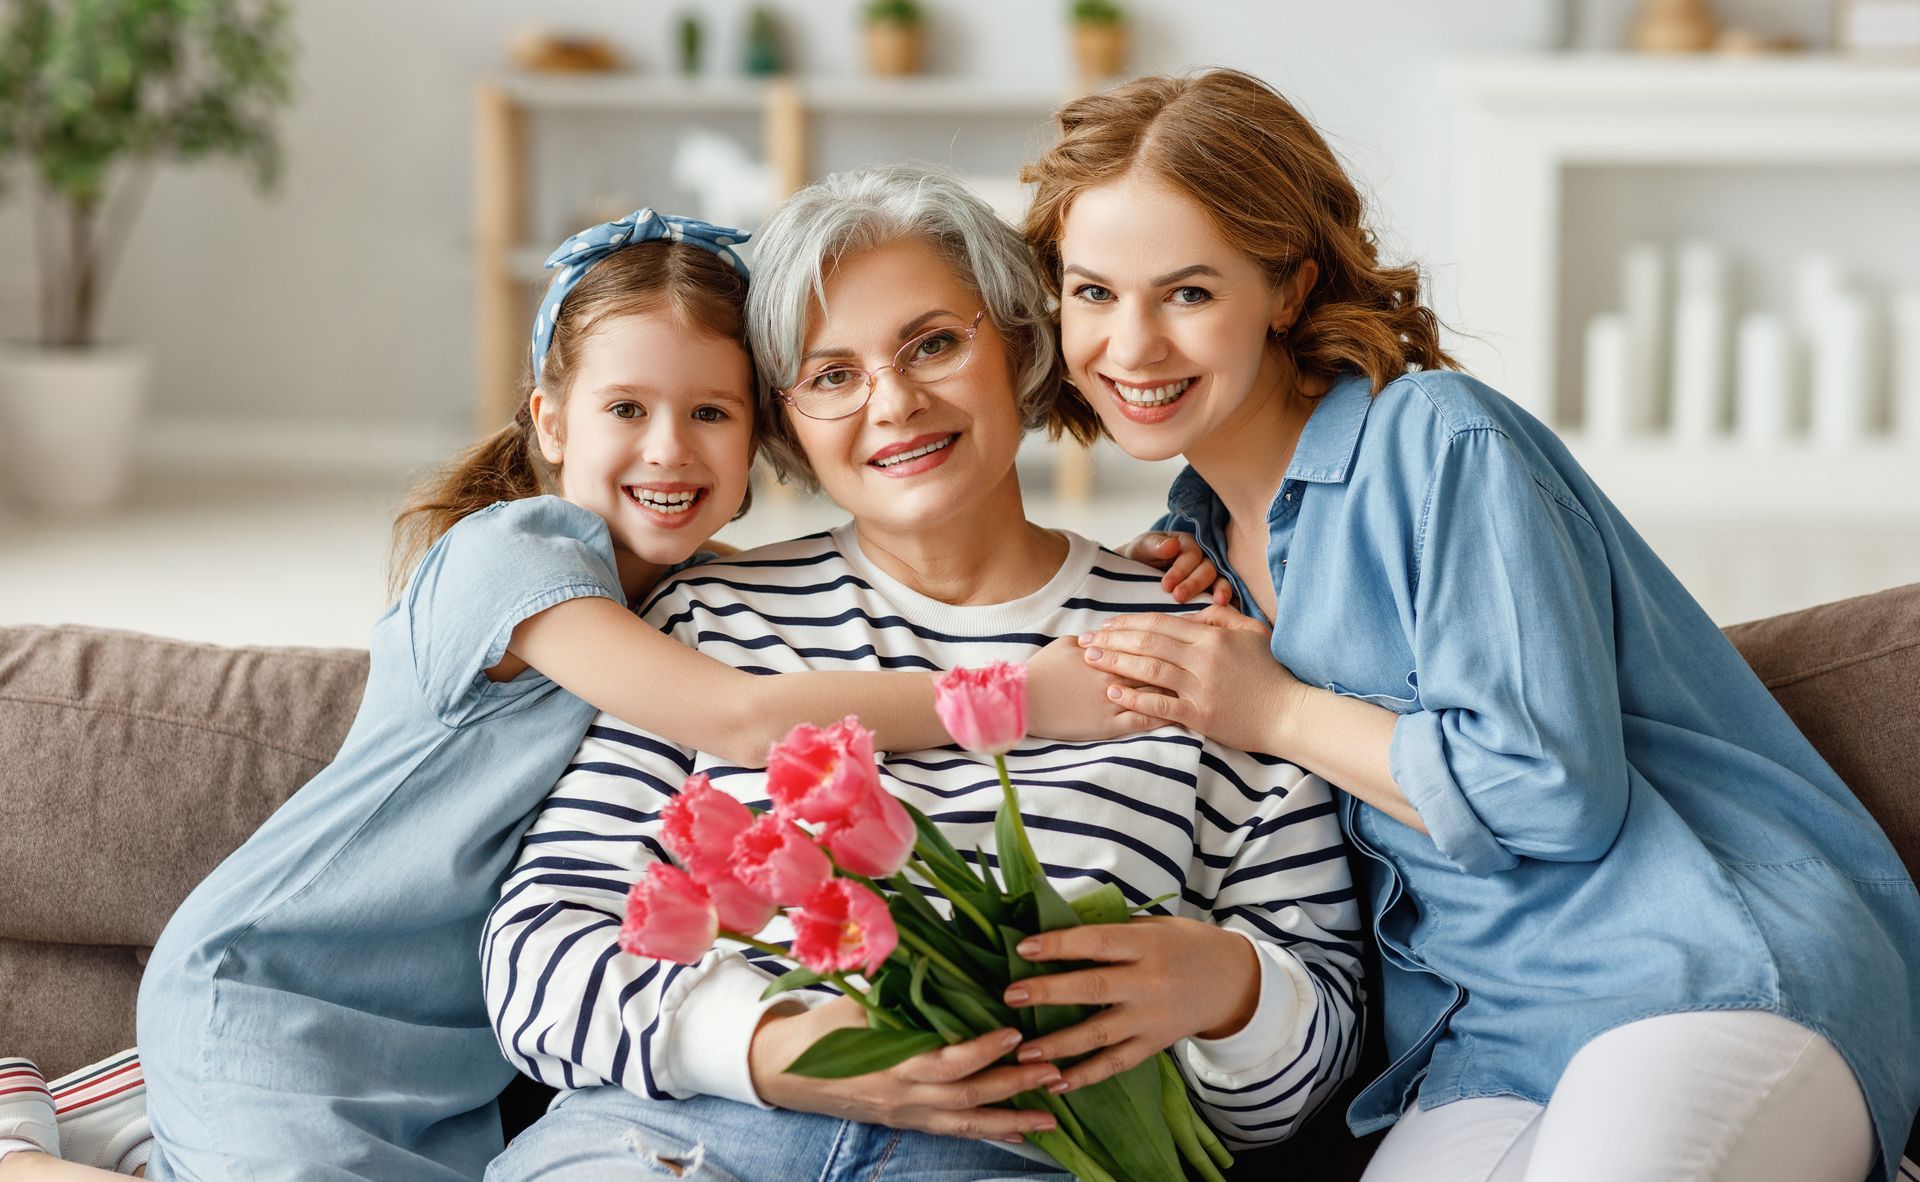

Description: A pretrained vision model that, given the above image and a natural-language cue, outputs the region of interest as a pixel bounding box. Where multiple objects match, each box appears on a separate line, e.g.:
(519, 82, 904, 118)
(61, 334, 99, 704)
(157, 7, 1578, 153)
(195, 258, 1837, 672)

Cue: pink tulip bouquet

(619, 662, 1232, 1182)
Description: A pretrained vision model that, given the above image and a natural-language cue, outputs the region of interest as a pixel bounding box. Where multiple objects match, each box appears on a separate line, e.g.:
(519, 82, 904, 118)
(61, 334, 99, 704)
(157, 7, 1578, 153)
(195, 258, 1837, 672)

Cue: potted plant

(1069, 0, 1129, 81)
(863, 0, 924, 77)
(0, 0, 295, 511)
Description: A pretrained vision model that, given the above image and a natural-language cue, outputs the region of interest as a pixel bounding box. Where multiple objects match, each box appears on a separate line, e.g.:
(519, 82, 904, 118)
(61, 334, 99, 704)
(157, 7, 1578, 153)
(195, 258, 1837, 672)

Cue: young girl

(0, 209, 1217, 1182)
(1020, 69, 1920, 1182)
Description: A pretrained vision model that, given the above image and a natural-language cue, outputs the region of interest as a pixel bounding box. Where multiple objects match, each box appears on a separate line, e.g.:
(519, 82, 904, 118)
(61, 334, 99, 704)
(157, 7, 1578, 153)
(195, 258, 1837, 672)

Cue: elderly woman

(478, 164, 1364, 1182)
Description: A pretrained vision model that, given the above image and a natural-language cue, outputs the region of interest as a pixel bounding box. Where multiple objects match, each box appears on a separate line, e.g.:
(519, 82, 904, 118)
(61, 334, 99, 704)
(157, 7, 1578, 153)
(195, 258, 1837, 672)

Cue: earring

(1268, 325, 1288, 340)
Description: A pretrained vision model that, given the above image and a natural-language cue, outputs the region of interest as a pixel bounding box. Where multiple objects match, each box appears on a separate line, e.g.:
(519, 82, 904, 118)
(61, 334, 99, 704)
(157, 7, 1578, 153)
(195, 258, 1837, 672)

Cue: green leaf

(1058, 1061, 1188, 1182)
(908, 957, 976, 1045)
(758, 965, 826, 1001)
(991, 767, 1080, 933)
(783, 1026, 945, 1079)
(1158, 1052, 1233, 1175)
(1000, 924, 1083, 1037)
(1067, 883, 1132, 927)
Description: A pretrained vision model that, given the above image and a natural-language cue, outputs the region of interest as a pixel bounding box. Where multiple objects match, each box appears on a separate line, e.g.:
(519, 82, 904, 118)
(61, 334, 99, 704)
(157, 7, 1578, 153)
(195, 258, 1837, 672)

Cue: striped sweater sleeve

(480, 716, 817, 1104)
(1172, 747, 1364, 1147)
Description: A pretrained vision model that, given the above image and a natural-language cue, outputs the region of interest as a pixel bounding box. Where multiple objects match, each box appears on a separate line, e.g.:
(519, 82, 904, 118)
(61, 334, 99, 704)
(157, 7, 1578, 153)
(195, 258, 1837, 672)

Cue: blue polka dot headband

(528, 208, 751, 385)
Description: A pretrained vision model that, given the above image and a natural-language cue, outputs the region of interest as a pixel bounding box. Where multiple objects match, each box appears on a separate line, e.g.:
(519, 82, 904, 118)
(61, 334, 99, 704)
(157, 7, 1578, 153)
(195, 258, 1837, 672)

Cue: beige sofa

(3, 585, 1917, 1176)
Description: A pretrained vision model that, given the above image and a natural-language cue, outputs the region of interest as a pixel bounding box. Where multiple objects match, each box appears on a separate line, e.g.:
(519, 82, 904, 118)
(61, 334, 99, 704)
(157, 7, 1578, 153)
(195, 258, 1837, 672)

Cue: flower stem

(720, 931, 791, 959)
(907, 857, 996, 940)
(829, 972, 907, 1029)
(892, 924, 975, 986)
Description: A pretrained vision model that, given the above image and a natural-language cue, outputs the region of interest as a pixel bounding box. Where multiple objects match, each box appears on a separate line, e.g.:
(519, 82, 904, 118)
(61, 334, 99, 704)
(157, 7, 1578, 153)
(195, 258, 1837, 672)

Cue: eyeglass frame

(774, 311, 988, 421)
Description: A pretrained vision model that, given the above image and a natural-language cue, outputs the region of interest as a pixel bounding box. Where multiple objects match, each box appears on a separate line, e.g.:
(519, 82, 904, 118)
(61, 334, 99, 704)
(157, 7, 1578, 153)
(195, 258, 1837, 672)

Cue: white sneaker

(0, 1057, 59, 1157)
(49, 1050, 149, 1173)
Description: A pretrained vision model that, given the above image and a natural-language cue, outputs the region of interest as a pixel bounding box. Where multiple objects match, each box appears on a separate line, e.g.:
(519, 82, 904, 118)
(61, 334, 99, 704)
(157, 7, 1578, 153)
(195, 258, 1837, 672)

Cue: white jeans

(1361, 1010, 1877, 1182)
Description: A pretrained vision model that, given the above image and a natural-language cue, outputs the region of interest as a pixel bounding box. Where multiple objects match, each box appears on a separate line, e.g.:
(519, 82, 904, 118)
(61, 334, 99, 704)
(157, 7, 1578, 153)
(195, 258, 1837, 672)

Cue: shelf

(494, 72, 1068, 116)
(1444, 52, 1920, 425)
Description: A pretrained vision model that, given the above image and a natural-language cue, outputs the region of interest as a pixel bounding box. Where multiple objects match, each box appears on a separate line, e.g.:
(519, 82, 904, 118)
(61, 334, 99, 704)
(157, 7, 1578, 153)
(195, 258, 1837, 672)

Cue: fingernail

(1106, 686, 1123, 701)
(1084, 647, 1104, 662)
(1077, 632, 1094, 645)
(1005, 986, 1030, 1004)
(1049, 1079, 1072, 1094)
(1000, 1029, 1023, 1051)
(1017, 1046, 1043, 1062)
(1015, 939, 1040, 957)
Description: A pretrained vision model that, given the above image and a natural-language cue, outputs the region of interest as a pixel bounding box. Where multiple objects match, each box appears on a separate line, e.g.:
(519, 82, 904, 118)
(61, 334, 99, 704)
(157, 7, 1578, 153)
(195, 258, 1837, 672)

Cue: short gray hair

(745, 163, 1061, 490)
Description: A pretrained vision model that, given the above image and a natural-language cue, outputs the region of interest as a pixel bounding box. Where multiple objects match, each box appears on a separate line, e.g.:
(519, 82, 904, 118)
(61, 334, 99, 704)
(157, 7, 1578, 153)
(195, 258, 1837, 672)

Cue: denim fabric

(138, 497, 626, 1181)
(1155, 370, 1920, 1180)
(485, 1088, 1073, 1182)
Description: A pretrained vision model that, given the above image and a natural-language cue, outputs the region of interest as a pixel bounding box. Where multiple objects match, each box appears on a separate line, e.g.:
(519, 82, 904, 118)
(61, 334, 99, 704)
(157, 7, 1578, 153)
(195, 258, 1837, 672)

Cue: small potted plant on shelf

(863, 0, 924, 77)
(1069, 0, 1129, 80)
(0, 0, 295, 512)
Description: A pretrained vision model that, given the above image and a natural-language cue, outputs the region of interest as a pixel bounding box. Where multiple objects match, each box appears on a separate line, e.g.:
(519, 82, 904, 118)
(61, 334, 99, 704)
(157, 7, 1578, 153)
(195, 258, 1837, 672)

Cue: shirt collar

(1164, 371, 1377, 521)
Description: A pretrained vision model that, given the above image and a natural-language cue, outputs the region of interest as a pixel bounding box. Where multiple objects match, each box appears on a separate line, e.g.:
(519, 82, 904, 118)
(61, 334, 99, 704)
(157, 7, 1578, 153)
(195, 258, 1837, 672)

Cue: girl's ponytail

(387, 413, 552, 598)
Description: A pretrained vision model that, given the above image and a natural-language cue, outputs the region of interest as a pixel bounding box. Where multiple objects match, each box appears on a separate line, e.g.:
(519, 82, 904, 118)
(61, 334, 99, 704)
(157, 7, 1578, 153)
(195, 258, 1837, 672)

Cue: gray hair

(745, 163, 1061, 490)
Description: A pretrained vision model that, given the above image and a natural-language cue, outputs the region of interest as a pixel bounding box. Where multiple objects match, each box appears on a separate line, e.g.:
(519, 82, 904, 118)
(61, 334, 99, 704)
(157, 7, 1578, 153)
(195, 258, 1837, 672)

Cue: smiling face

(784, 235, 1028, 541)
(532, 310, 755, 570)
(1057, 170, 1311, 464)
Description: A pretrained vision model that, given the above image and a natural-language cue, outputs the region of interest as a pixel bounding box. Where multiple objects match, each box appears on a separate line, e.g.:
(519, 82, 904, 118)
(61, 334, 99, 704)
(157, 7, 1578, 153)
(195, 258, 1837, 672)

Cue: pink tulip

(705, 871, 780, 937)
(933, 663, 1029, 755)
(765, 717, 882, 829)
(790, 879, 899, 976)
(731, 813, 832, 905)
(660, 774, 754, 882)
(822, 791, 917, 879)
(619, 864, 718, 965)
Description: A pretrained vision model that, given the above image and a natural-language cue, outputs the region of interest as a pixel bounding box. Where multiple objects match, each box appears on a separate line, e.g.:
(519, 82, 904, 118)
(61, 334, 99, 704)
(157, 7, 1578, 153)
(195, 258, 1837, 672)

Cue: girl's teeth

(1114, 378, 1192, 406)
(630, 488, 700, 513)
(874, 435, 955, 468)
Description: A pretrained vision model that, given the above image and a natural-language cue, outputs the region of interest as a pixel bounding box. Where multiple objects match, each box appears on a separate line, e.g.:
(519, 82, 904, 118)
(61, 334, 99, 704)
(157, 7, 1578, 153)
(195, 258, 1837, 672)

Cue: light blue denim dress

(1155, 370, 1920, 1180)
(137, 496, 624, 1181)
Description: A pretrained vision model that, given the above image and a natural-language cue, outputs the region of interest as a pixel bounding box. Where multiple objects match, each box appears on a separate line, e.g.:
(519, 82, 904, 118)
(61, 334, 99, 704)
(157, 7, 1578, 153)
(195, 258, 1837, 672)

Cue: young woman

(1020, 68, 1920, 1182)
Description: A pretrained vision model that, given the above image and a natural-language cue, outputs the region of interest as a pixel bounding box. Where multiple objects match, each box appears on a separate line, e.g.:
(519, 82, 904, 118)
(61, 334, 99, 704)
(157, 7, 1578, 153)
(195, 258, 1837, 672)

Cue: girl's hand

(1118, 532, 1234, 606)
(749, 997, 1064, 1142)
(1003, 917, 1262, 1091)
(1026, 635, 1158, 742)
(1078, 605, 1305, 756)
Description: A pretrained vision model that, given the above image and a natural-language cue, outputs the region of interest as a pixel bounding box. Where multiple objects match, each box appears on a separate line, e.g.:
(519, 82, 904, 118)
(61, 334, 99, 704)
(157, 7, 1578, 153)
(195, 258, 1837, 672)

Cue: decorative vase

(0, 344, 150, 511)
(1071, 22, 1129, 80)
(1633, 0, 1718, 52)
(865, 22, 923, 76)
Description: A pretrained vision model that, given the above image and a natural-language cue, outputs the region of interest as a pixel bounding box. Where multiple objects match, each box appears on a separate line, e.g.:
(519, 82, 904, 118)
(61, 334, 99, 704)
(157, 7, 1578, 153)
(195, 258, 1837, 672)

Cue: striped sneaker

(0, 1057, 58, 1156)
(49, 1050, 149, 1172)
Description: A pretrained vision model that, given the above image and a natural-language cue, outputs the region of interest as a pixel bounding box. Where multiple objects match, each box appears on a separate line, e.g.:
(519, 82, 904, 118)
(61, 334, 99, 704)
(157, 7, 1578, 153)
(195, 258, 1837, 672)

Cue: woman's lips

(1102, 374, 1197, 425)
(867, 432, 959, 478)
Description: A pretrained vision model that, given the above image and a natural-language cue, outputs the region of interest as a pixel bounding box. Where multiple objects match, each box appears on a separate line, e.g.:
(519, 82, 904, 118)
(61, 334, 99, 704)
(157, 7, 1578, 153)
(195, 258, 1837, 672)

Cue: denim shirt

(1155, 370, 1920, 1178)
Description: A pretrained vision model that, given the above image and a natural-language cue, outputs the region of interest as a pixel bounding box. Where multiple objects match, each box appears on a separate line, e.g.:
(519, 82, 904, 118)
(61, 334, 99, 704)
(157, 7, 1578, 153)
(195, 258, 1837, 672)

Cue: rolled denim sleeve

(1388, 426, 1630, 875)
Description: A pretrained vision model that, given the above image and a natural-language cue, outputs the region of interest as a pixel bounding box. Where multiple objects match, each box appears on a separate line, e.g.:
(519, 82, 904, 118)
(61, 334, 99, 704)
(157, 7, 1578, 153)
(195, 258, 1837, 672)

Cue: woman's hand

(1078, 604, 1305, 756)
(748, 997, 1064, 1142)
(1026, 635, 1158, 742)
(1118, 532, 1234, 606)
(1003, 917, 1262, 1091)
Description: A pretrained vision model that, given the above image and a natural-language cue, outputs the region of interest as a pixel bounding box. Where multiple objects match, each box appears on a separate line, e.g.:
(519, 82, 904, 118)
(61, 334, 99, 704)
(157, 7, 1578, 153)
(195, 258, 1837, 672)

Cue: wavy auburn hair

(1020, 68, 1456, 441)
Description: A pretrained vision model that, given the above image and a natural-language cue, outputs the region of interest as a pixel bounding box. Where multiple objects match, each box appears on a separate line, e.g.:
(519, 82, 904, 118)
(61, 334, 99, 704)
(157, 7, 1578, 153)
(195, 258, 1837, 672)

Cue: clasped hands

(748, 915, 1260, 1142)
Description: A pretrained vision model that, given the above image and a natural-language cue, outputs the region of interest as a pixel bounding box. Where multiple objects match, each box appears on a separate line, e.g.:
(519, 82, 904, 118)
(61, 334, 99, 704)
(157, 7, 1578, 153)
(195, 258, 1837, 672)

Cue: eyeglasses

(776, 311, 987, 421)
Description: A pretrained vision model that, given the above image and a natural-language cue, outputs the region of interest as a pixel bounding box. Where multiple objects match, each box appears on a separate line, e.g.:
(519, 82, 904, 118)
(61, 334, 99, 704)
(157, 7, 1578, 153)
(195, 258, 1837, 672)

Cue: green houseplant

(1068, 0, 1128, 80)
(0, 0, 294, 510)
(863, 0, 924, 77)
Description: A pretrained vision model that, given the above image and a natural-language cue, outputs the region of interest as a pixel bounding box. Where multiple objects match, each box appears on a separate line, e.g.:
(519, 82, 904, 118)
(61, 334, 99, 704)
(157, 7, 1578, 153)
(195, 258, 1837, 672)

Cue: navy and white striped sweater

(482, 525, 1363, 1148)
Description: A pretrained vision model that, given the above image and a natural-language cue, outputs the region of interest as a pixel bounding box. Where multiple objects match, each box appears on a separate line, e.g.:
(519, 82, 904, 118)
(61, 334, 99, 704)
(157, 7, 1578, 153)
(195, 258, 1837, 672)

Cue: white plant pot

(0, 343, 151, 511)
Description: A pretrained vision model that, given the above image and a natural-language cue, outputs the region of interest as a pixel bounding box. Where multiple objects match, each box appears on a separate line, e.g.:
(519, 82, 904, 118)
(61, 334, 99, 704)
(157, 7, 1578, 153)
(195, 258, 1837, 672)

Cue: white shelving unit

(1442, 53, 1920, 523)
(473, 73, 1072, 427)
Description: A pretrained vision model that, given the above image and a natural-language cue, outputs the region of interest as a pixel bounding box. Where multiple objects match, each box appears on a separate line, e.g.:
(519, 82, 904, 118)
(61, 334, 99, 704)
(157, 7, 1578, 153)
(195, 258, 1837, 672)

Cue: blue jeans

(486, 1088, 1073, 1182)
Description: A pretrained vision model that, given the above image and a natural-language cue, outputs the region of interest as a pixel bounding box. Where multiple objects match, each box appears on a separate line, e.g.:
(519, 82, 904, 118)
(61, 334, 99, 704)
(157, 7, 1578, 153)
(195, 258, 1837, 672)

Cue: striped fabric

(48, 1051, 142, 1119)
(1900, 1154, 1919, 1182)
(483, 527, 1363, 1149)
(0, 1058, 55, 1156)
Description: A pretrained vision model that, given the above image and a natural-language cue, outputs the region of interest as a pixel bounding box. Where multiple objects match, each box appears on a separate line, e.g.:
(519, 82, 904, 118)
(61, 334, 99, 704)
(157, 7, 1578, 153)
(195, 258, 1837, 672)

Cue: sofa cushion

(0, 626, 368, 948)
(1723, 582, 1920, 884)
